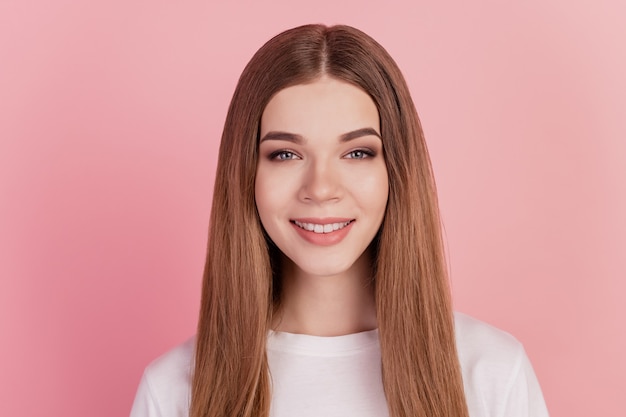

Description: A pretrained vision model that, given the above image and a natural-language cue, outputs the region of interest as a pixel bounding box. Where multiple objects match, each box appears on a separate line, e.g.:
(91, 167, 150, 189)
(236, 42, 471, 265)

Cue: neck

(273, 251, 377, 337)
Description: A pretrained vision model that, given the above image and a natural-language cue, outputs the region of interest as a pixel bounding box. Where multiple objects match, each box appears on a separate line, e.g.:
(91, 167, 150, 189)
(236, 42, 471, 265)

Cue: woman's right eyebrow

(259, 131, 304, 144)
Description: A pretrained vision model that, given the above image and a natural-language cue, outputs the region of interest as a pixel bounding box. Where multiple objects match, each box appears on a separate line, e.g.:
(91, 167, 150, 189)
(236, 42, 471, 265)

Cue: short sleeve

(130, 371, 162, 417)
(128, 338, 194, 417)
(454, 312, 550, 417)
(502, 350, 549, 417)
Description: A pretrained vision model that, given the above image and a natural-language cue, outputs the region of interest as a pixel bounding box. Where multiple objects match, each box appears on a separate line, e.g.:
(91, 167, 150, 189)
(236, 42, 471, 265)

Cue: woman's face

(255, 77, 389, 278)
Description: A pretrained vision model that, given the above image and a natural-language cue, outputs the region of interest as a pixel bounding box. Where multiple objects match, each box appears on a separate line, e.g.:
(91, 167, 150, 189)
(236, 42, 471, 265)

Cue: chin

(303, 267, 351, 279)
(286, 254, 365, 279)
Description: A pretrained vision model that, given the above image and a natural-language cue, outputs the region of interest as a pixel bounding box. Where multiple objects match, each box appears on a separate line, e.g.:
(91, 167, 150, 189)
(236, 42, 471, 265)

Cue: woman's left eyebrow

(340, 127, 381, 142)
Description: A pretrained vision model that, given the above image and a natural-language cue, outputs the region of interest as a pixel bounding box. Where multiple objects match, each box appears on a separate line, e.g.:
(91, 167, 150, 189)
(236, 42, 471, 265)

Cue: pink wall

(1, 1, 624, 416)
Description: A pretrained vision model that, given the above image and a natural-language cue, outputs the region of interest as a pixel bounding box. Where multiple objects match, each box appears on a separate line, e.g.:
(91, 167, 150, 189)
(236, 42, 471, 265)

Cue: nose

(298, 159, 342, 203)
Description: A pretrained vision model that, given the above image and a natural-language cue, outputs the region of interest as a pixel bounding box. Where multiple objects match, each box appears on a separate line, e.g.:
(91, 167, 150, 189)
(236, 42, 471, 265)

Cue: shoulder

(130, 337, 195, 417)
(454, 312, 550, 417)
(144, 337, 195, 383)
(454, 311, 524, 366)
(454, 311, 525, 383)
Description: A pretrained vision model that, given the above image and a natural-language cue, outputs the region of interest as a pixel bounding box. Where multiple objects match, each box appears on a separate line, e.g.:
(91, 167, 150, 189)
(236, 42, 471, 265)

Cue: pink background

(1, 1, 624, 416)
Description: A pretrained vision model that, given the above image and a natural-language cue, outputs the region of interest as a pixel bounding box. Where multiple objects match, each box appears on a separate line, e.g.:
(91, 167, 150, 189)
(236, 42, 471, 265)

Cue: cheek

(350, 164, 389, 208)
(370, 182, 389, 216)
(255, 168, 289, 221)
(254, 177, 272, 222)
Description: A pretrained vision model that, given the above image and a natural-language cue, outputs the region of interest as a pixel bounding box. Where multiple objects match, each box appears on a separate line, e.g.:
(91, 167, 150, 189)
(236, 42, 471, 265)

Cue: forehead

(260, 77, 380, 137)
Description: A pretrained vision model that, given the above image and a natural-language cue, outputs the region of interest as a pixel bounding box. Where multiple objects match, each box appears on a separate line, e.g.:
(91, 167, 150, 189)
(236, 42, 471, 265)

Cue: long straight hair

(192, 24, 469, 417)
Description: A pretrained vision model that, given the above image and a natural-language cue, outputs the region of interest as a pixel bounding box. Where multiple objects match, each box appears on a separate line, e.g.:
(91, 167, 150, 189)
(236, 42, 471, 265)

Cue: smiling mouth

(292, 220, 354, 234)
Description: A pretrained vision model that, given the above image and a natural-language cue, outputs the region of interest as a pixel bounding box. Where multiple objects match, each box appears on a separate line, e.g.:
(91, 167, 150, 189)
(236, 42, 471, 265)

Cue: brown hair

(192, 24, 469, 417)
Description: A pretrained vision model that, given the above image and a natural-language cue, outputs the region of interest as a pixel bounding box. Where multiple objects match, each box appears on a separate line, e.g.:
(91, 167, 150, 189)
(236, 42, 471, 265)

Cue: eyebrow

(259, 127, 381, 144)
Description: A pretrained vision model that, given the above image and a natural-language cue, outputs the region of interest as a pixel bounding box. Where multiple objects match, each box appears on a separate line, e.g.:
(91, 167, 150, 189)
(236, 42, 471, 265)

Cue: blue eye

(345, 149, 373, 159)
(271, 150, 299, 160)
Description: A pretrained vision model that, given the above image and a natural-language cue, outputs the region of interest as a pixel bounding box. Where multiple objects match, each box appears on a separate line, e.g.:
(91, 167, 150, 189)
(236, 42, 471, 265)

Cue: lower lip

(291, 221, 354, 246)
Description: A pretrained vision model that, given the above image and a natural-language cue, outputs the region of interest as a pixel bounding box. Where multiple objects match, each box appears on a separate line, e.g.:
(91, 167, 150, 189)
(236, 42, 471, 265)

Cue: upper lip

(290, 217, 354, 224)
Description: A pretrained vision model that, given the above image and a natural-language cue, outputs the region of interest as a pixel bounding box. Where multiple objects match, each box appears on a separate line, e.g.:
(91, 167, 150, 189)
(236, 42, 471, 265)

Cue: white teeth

(294, 220, 351, 234)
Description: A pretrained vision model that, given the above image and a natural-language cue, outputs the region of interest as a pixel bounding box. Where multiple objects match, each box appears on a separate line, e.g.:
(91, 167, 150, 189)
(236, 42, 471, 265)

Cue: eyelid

(268, 149, 302, 160)
(344, 148, 376, 159)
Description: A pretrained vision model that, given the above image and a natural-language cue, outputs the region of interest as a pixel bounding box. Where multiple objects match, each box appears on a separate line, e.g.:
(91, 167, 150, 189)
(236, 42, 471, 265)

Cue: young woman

(130, 24, 549, 417)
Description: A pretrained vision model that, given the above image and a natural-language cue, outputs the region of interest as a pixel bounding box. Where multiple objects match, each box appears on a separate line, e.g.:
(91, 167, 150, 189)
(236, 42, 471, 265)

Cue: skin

(255, 77, 389, 336)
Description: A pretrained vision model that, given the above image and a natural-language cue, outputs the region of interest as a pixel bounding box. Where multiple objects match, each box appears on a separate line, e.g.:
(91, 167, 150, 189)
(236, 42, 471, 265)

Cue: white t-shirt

(130, 312, 549, 417)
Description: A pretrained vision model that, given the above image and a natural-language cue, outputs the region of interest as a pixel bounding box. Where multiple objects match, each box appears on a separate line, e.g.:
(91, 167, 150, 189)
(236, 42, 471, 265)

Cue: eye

(270, 150, 300, 161)
(345, 149, 374, 159)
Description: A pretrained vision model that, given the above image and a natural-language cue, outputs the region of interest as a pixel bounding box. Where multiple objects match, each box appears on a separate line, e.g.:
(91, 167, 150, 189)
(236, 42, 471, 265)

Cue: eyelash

(345, 149, 375, 159)
(268, 148, 376, 161)
(269, 150, 300, 161)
